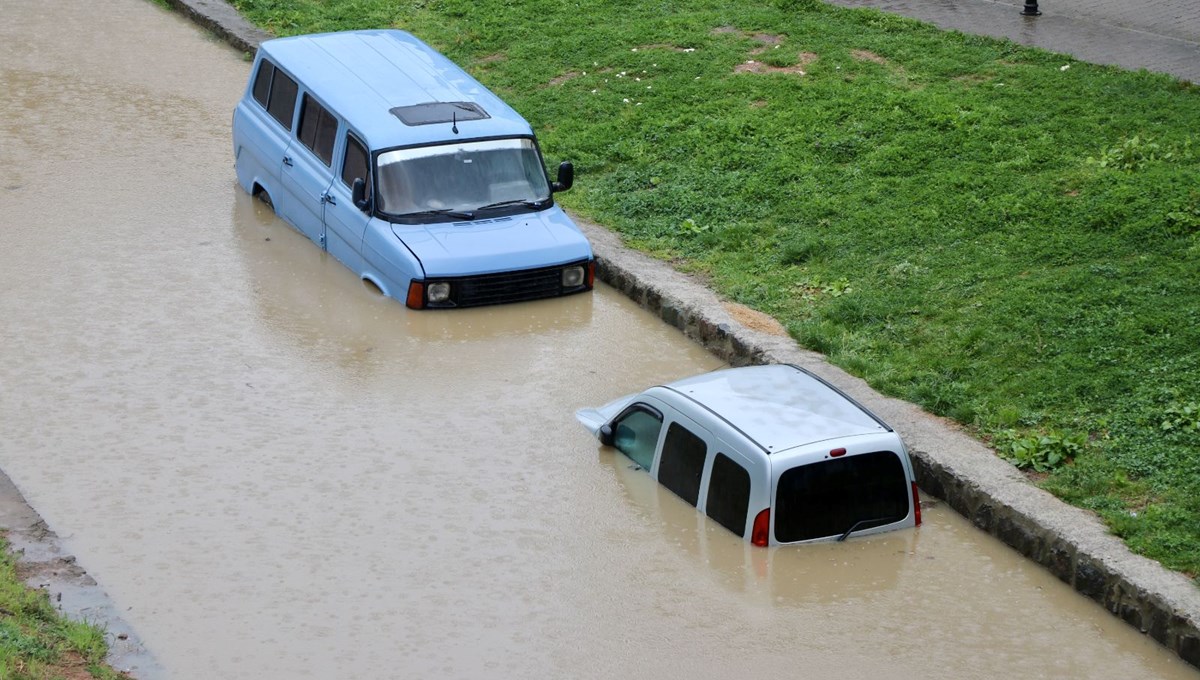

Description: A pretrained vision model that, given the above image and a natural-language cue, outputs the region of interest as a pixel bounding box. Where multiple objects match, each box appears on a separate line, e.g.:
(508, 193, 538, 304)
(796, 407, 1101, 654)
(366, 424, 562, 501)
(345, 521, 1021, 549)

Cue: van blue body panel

(231, 29, 594, 309)
(391, 207, 591, 276)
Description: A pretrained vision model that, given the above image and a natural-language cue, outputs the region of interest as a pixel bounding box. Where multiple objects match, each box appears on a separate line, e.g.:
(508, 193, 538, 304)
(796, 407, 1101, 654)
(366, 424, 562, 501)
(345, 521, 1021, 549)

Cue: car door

(278, 91, 336, 247)
(653, 408, 716, 510)
(324, 131, 372, 273)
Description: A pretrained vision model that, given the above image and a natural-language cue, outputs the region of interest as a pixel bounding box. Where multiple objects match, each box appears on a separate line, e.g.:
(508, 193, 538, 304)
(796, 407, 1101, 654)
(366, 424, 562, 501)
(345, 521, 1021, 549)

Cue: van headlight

(427, 282, 452, 303)
(561, 265, 585, 288)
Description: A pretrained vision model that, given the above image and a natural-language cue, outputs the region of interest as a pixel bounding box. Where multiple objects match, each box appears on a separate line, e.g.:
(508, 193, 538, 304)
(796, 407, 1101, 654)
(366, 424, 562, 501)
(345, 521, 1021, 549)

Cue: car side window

(658, 423, 706, 507)
(265, 65, 298, 131)
(705, 453, 751, 537)
(612, 406, 663, 471)
(341, 133, 370, 192)
(298, 94, 338, 166)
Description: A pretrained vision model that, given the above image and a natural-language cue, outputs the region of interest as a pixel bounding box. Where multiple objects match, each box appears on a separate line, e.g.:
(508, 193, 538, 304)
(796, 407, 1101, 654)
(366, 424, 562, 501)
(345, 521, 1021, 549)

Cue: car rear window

(774, 451, 909, 543)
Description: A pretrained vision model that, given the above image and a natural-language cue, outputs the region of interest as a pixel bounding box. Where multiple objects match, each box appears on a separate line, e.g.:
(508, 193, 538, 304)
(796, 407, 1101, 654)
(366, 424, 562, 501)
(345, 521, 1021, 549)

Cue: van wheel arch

(253, 184, 274, 210)
(362, 275, 387, 297)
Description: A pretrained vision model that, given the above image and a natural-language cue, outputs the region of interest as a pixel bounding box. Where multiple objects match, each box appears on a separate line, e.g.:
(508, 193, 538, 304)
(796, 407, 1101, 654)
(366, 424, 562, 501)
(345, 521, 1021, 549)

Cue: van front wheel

(255, 188, 274, 210)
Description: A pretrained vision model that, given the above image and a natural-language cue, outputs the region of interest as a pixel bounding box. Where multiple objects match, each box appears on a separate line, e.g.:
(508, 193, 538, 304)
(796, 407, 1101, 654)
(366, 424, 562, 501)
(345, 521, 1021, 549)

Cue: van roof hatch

(390, 101, 490, 126)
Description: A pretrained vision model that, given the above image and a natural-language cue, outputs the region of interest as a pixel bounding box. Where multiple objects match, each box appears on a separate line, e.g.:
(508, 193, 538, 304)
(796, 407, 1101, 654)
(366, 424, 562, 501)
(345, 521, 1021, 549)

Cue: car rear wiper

(837, 515, 903, 542)
(400, 208, 476, 220)
(475, 198, 545, 211)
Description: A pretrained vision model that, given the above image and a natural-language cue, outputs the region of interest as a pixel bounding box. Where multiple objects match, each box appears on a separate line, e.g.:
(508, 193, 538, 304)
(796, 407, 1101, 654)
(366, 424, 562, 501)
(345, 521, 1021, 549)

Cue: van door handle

(322, 192, 336, 206)
(282, 155, 293, 167)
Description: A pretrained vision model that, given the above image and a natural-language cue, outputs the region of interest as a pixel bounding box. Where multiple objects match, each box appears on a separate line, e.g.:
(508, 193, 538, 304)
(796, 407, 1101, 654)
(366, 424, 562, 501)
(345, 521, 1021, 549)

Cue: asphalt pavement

(826, 0, 1200, 82)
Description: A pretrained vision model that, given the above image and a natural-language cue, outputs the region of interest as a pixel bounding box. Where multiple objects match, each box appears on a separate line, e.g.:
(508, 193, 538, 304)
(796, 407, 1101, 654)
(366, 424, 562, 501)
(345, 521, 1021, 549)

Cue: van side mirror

(352, 178, 369, 211)
(551, 161, 574, 193)
(599, 423, 614, 447)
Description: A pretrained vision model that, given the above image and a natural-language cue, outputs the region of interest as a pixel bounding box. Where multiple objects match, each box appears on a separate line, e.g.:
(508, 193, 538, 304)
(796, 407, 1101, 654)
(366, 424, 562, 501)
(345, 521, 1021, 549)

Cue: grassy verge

(0, 536, 128, 680)
(226, 0, 1200, 579)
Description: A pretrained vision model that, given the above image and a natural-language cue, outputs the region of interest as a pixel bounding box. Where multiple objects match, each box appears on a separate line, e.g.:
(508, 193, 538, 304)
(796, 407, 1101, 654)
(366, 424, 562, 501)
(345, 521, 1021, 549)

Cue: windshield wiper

(475, 198, 545, 212)
(837, 515, 902, 542)
(399, 208, 475, 221)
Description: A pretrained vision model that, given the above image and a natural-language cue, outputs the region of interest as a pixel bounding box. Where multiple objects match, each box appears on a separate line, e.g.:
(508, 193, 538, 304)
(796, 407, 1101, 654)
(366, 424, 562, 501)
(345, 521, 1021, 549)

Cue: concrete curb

(148, 0, 1200, 671)
(0, 471, 162, 678)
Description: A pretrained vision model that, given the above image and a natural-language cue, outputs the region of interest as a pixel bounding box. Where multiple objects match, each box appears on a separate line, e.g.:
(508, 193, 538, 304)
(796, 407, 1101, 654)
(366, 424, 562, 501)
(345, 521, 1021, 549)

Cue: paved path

(826, 0, 1200, 82)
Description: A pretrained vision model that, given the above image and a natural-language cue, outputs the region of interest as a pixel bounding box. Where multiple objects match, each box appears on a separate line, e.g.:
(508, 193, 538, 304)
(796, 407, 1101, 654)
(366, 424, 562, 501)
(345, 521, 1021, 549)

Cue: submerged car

(577, 364, 921, 546)
(232, 29, 594, 309)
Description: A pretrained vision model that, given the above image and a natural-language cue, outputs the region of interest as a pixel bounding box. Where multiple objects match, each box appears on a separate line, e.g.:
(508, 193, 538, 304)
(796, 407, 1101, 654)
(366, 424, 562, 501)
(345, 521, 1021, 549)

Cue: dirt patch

(851, 49, 890, 65)
(548, 71, 581, 86)
(752, 33, 785, 46)
(734, 57, 810, 76)
(952, 73, 992, 85)
(476, 53, 506, 64)
(711, 25, 739, 35)
(750, 99, 768, 108)
(748, 33, 787, 55)
(723, 302, 789, 337)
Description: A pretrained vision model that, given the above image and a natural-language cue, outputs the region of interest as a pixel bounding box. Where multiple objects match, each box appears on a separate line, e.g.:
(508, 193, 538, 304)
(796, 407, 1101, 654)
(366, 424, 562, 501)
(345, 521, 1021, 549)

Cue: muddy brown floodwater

(0, 1, 1196, 679)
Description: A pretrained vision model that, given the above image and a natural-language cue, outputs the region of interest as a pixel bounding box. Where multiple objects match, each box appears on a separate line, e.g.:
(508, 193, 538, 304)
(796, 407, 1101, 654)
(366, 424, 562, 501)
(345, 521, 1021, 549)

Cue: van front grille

(431, 260, 591, 308)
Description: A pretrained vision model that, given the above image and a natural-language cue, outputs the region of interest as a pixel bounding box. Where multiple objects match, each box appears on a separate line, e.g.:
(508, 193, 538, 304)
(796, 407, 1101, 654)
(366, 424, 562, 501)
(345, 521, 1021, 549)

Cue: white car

(577, 364, 921, 546)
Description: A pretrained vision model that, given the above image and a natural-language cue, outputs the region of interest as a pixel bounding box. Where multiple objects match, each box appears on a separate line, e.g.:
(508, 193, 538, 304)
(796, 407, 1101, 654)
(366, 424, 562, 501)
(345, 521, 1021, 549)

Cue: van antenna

(452, 110, 459, 135)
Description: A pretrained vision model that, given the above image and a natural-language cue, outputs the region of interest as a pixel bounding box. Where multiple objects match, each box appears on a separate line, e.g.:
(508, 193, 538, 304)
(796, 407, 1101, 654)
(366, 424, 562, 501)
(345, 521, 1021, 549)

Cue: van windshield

(773, 451, 910, 543)
(375, 138, 551, 219)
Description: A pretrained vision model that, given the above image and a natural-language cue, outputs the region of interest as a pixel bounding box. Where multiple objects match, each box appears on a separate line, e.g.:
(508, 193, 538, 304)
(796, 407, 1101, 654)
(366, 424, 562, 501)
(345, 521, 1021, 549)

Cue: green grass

(227, 0, 1200, 579)
(0, 536, 127, 679)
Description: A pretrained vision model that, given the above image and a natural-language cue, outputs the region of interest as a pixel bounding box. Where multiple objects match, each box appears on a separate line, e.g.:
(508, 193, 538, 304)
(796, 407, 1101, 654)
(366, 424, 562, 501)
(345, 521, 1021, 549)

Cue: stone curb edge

(0, 470, 163, 678)
(164, 0, 1200, 670)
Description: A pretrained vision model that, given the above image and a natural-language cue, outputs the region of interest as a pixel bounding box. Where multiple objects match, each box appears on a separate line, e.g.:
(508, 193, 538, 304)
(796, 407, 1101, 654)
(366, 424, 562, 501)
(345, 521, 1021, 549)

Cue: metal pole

(1021, 0, 1041, 16)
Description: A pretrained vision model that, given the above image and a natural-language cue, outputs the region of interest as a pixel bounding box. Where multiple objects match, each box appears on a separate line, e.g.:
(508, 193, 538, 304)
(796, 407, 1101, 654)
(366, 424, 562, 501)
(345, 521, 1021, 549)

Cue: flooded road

(0, 1, 1196, 678)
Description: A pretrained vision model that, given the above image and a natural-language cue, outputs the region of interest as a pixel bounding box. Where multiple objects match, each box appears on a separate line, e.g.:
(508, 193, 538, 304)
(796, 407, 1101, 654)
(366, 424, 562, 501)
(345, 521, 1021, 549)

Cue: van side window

(705, 453, 751, 537)
(265, 66, 298, 131)
(658, 423, 706, 507)
(341, 134, 370, 191)
(298, 94, 338, 166)
(612, 406, 663, 471)
(251, 60, 272, 107)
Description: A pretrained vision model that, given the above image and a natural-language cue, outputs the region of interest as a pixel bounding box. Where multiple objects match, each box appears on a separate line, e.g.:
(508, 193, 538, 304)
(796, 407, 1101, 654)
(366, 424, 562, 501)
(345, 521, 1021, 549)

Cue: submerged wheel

(255, 188, 274, 210)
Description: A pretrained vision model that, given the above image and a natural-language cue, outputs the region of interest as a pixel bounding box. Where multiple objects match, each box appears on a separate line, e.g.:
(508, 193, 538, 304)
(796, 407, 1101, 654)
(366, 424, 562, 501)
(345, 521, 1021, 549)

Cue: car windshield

(375, 138, 551, 218)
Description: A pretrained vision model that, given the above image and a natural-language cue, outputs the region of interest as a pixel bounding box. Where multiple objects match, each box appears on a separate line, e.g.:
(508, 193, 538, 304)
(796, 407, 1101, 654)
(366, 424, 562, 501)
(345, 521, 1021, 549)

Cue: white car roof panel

(661, 365, 889, 453)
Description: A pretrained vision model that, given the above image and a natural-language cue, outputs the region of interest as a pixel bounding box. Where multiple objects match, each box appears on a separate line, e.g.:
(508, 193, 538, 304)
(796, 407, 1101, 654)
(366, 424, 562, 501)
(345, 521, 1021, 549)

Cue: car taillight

(912, 482, 922, 526)
(406, 281, 425, 309)
(751, 508, 770, 547)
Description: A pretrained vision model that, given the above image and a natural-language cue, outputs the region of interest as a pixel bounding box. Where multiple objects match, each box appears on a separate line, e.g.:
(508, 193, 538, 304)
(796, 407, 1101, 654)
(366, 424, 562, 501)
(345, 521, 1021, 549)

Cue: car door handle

(323, 193, 336, 206)
(282, 155, 293, 167)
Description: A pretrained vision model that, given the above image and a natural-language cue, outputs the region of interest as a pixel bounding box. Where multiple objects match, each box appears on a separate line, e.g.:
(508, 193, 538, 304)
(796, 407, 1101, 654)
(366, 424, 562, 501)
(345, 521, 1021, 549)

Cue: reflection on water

(0, 0, 1197, 679)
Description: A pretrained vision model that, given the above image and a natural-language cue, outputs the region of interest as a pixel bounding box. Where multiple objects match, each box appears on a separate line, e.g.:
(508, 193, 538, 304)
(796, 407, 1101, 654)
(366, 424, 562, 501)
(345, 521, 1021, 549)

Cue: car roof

(660, 364, 891, 454)
(259, 30, 533, 150)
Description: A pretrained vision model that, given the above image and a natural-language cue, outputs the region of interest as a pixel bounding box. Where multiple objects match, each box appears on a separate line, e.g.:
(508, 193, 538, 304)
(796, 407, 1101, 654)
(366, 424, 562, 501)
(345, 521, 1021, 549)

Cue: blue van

(232, 30, 594, 309)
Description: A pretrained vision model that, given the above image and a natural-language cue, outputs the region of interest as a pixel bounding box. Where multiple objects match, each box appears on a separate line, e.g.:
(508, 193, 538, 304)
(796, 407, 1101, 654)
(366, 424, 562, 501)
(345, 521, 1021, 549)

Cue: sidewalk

(826, 0, 1200, 82)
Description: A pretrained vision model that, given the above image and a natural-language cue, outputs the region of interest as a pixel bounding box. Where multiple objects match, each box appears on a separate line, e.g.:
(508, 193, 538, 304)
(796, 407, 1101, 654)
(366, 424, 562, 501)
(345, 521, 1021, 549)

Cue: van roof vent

(390, 102, 490, 126)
